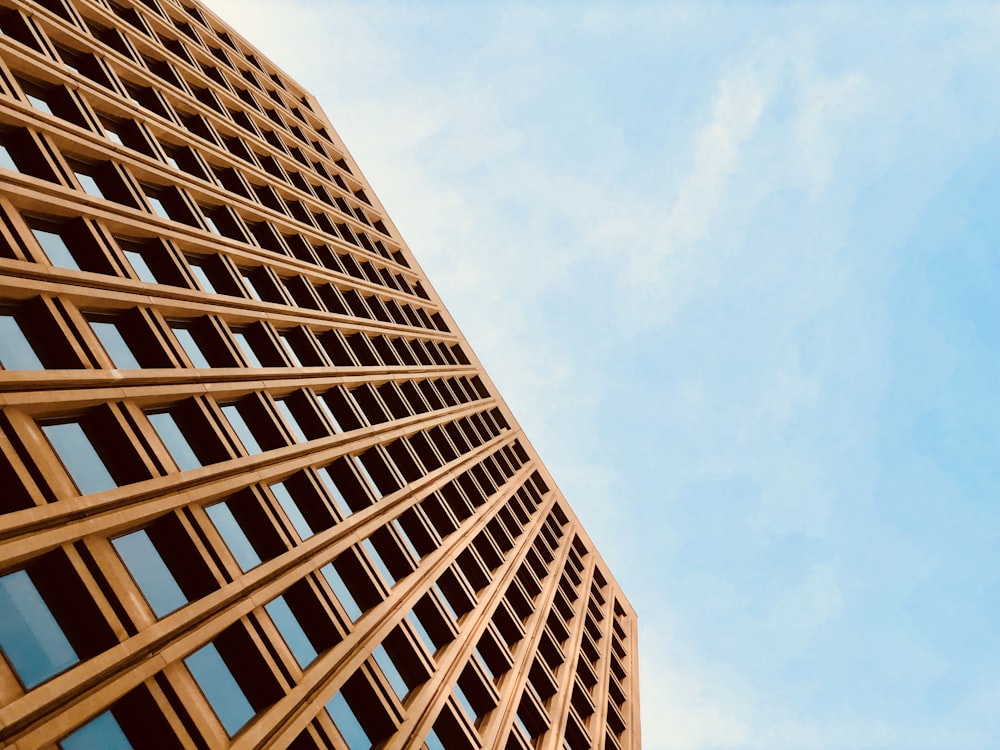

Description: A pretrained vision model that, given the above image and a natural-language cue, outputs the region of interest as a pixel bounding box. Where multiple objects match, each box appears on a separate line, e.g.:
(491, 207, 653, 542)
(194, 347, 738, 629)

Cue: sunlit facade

(0, 1, 639, 747)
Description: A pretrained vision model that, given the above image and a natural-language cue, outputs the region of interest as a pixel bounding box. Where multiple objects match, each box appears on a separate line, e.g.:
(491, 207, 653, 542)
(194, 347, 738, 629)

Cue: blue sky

(206, 2, 999, 747)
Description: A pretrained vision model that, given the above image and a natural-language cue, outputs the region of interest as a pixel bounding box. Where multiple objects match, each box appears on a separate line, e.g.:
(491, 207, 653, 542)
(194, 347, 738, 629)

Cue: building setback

(0, 1, 640, 748)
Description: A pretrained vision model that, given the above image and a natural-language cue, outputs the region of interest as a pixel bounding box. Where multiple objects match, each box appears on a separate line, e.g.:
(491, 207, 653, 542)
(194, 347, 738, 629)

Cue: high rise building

(0, 0, 640, 747)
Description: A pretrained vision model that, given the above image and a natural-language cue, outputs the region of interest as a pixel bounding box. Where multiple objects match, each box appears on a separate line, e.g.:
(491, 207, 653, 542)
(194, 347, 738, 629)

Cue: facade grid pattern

(0, 1, 641, 748)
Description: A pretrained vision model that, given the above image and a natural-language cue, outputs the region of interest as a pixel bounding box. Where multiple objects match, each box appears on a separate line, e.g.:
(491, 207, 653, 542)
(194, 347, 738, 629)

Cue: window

(148, 411, 201, 471)
(319, 562, 362, 621)
(221, 403, 262, 454)
(59, 711, 130, 750)
(171, 324, 210, 368)
(265, 595, 316, 667)
(31, 226, 77, 270)
(74, 169, 105, 199)
(188, 257, 216, 293)
(113, 529, 186, 617)
(185, 642, 254, 735)
(0, 142, 17, 171)
(42, 421, 116, 494)
(270, 481, 313, 540)
(0, 569, 77, 687)
(232, 331, 262, 367)
(91, 320, 141, 369)
(325, 691, 368, 749)
(274, 397, 307, 442)
(0, 313, 43, 370)
(206, 501, 260, 571)
(123, 248, 156, 283)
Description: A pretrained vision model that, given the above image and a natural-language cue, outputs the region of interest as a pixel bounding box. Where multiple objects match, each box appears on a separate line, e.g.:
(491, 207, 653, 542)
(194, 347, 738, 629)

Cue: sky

(204, 2, 1000, 748)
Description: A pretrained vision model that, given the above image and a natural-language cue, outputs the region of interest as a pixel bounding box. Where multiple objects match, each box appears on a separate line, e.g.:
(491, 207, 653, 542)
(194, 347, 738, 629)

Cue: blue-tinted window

(206, 502, 260, 571)
(59, 711, 131, 750)
(319, 563, 362, 622)
(0, 144, 17, 171)
(171, 326, 210, 368)
(112, 529, 186, 617)
(406, 610, 435, 656)
(278, 332, 301, 366)
(0, 570, 78, 687)
(315, 394, 343, 433)
(221, 404, 262, 454)
(145, 193, 169, 219)
(42, 421, 116, 494)
(124, 250, 156, 283)
(424, 728, 446, 750)
(318, 468, 353, 518)
(274, 398, 306, 442)
(91, 321, 141, 369)
(372, 644, 408, 701)
(32, 227, 78, 270)
(270, 482, 312, 540)
(434, 583, 459, 622)
(362, 538, 394, 586)
(148, 411, 201, 472)
(264, 596, 316, 667)
(75, 171, 103, 198)
(233, 332, 261, 367)
(240, 271, 261, 301)
(26, 93, 52, 115)
(188, 259, 216, 293)
(453, 682, 476, 723)
(326, 691, 369, 749)
(185, 643, 254, 736)
(0, 315, 43, 370)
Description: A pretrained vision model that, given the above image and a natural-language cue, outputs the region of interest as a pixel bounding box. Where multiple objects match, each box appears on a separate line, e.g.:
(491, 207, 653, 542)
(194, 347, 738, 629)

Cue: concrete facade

(0, 1, 640, 747)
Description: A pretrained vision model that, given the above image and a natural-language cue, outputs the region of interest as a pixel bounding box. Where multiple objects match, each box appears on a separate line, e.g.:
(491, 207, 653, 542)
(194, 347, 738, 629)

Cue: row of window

(0, 294, 462, 374)
(0, 456, 557, 748)
(0, 116, 418, 299)
(4, 0, 341, 185)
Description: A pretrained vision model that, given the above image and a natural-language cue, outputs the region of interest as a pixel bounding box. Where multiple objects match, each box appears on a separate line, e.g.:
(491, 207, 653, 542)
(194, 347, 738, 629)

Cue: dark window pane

(0, 570, 78, 687)
(113, 530, 186, 617)
(42, 422, 116, 494)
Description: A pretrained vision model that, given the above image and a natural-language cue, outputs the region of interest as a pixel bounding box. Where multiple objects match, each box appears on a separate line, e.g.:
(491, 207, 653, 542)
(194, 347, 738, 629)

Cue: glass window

(425, 728, 446, 750)
(240, 271, 261, 300)
(274, 398, 306, 442)
(315, 393, 343, 432)
(74, 171, 103, 198)
(145, 193, 169, 220)
(59, 711, 131, 750)
(185, 642, 254, 736)
(124, 249, 156, 283)
(188, 258, 216, 293)
(264, 596, 316, 667)
(406, 610, 435, 656)
(206, 502, 260, 571)
(221, 404, 262, 454)
(318, 468, 352, 518)
(453, 682, 476, 723)
(0, 314, 43, 370)
(270, 481, 312, 540)
(0, 143, 18, 171)
(362, 538, 394, 586)
(372, 644, 408, 701)
(42, 421, 116, 494)
(113, 529, 186, 617)
(32, 227, 78, 270)
(91, 321, 141, 369)
(319, 563, 361, 621)
(171, 325, 210, 368)
(233, 332, 262, 367)
(0, 570, 78, 687)
(203, 214, 220, 235)
(26, 93, 52, 115)
(279, 332, 301, 366)
(326, 691, 369, 750)
(148, 411, 201, 472)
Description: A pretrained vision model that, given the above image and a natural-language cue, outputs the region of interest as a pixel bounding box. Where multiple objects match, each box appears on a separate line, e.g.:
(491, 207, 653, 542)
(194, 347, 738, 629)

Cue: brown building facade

(0, 1, 640, 748)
